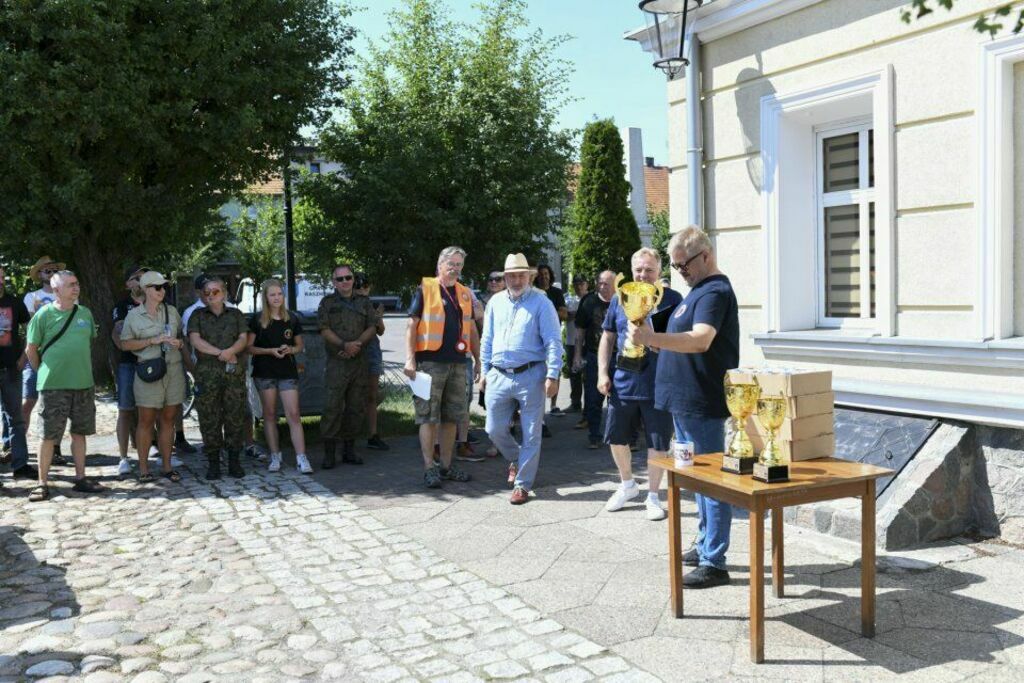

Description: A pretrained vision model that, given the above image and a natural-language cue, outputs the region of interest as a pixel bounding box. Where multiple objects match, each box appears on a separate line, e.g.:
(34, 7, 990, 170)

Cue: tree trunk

(74, 236, 119, 386)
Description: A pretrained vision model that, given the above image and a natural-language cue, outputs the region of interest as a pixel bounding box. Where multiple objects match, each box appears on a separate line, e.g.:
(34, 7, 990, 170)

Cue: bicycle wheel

(183, 371, 196, 418)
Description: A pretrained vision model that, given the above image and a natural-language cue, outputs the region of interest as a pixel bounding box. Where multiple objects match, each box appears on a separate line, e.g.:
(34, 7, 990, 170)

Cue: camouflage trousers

(322, 358, 367, 441)
(195, 366, 248, 453)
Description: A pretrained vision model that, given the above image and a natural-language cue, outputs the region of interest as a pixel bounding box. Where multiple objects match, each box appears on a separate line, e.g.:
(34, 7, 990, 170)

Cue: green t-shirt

(27, 303, 96, 390)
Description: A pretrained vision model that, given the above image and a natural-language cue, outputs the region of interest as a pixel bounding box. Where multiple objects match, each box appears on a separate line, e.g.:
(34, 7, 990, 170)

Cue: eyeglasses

(334, 275, 353, 282)
(203, 288, 222, 296)
(671, 250, 706, 275)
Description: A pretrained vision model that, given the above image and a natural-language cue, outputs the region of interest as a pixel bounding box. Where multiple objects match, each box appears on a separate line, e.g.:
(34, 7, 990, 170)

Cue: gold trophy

(721, 376, 760, 474)
(752, 393, 790, 483)
(614, 273, 664, 373)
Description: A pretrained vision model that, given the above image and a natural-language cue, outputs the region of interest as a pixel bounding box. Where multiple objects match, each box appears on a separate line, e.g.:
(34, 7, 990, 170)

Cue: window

(309, 162, 321, 174)
(816, 121, 875, 327)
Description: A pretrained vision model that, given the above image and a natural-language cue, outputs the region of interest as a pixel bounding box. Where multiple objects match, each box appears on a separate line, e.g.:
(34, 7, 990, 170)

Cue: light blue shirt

(481, 288, 563, 380)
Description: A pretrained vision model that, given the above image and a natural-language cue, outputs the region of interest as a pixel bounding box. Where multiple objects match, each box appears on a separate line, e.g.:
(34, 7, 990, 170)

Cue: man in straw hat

(22, 256, 66, 463)
(480, 253, 563, 504)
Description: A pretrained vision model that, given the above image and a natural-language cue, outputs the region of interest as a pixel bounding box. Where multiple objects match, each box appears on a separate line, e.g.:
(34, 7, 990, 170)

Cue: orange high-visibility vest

(415, 277, 473, 353)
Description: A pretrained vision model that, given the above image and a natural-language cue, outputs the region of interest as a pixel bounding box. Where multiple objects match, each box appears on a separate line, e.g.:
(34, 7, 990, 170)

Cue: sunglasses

(334, 275, 354, 282)
(40, 269, 56, 275)
(145, 284, 164, 290)
(488, 277, 503, 283)
(203, 288, 222, 296)
(671, 250, 706, 275)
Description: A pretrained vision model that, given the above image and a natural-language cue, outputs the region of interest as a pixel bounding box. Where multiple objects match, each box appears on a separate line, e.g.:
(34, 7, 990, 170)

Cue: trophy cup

(752, 393, 790, 483)
(614, 273, 663, 373)
(721, 376, 760, 474)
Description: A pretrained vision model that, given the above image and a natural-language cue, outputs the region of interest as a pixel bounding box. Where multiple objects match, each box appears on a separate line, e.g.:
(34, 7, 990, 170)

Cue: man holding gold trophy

(598, 248, 682, 520)
(630, 227, 740, 589)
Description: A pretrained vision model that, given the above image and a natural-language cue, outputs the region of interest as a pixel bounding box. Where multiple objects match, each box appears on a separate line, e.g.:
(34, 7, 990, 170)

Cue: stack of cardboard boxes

(728, 367, 835, 462)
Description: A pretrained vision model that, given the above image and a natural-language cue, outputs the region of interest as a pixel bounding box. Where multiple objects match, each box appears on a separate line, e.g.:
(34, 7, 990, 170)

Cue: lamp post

(638, 0, 702, 78)
(282, 156, 298, 311)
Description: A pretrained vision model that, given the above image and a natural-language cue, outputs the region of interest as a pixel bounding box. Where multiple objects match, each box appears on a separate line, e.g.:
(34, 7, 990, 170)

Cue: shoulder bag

(136, 305, 169, 383)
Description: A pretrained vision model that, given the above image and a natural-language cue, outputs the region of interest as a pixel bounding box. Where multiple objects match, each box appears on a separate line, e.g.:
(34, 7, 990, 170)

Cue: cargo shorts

(413, 360, 468, 425)
(39, 387, 96, 441)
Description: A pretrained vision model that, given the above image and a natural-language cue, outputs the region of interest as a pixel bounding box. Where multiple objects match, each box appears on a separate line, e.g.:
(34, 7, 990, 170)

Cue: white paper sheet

(408, 371, 432, 401)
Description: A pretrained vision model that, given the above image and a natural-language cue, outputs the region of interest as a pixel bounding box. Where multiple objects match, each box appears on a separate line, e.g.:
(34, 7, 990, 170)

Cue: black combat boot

(227, 450, 245, 478)
(205, 452, 221, 480)
(322, 439, 337, 470)
(342, 439, 363, 465)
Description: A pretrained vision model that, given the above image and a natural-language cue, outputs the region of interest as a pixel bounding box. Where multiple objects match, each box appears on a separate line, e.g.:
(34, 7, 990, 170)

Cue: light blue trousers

(485, 363, 546, 491)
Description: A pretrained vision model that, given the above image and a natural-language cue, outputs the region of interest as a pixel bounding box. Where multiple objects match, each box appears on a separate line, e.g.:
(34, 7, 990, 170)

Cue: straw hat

(29, 256, 66, 280)
(502, 253, 536, 274)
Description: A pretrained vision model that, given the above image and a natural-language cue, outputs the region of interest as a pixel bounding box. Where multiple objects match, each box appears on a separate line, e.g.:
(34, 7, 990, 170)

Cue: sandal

(138, 472, 156, 483)
(161, 470, 181, 483)
(28, 485, 50, 502)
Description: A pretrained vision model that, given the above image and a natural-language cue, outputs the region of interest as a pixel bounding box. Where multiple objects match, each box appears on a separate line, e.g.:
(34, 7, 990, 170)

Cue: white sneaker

(646, 495, 667, 521)
(296, 454, 313, 474)
(117, 458, 132, 476)
(268, 452, 283, 473)
(605, 481, 640, 512)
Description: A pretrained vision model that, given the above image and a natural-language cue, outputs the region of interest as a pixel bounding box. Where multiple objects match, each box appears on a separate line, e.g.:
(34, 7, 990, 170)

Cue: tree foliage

(901, 1, 1023, 36)
(649, 209, 671, 278)
(231, 198, 286, 309)
(565, 120, 641, 280)
(302, 0, 575, 291)
(0, 0, 353, 376)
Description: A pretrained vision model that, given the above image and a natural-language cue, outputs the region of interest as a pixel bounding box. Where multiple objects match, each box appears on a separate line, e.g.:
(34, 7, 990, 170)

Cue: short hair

(333, 263, 354, 275)
(669, 225, 713, 257)
(50, 270, 77, 289)
(203, 275, 226, 290)
(597, 269, 617, 282)
(631, 247, 662, 267)
(437, 246, 466, 265)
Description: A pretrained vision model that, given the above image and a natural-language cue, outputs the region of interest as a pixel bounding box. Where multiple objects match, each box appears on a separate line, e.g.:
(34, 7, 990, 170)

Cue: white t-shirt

(24, 288, 56, 317)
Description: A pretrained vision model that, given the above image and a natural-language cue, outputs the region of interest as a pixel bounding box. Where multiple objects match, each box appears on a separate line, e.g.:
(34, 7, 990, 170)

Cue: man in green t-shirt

(24, 270, 104, 502)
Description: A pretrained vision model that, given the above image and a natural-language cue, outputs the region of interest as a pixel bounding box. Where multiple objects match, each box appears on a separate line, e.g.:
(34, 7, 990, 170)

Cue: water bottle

(225, 361, 236, 374)
(161, 324, 171, 353)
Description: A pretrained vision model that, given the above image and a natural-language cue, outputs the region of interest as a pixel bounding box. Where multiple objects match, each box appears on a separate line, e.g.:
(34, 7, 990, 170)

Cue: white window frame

(815, 118, 875, 329)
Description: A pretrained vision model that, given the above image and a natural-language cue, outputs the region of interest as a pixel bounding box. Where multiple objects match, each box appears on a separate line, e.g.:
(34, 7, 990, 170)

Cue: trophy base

(721, 455, 757, 474)
(615, 353, 649, 373)
(752, 462, 790, 484)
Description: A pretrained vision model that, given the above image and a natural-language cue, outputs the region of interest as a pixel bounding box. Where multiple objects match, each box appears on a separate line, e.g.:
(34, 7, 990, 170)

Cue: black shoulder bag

(136, 305, 169, 383)
(38, 305, 79, 358)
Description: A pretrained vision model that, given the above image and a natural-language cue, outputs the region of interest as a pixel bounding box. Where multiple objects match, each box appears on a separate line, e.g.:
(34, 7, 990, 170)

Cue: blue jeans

(583, 352, 604, 439)
(673, 415, 730, 570)
(485, 363, 546, 491)
(1, 367, 29, 470)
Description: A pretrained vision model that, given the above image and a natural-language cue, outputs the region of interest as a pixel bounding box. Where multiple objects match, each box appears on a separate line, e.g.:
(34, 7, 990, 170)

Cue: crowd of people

(1, 225, 740, 589)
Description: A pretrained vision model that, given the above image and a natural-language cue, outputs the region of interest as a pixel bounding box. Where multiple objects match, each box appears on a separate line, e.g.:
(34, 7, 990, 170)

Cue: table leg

(668, 472, 683, 618)
(749, 506, 765, 663)
(862, 479, 876, 637)
(771, 507, 784, 598)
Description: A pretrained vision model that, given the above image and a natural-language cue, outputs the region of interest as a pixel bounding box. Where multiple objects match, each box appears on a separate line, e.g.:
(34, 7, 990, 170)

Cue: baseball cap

(194, 273, 211, 291)
(139, 271, 169, 288)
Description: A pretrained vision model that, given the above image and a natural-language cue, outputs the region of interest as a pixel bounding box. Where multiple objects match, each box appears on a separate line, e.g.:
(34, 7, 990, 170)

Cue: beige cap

(139, 271, 169, 288)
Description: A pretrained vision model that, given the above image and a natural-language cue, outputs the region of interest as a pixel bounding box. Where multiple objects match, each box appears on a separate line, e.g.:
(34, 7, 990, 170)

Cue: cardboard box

(753, 369, 832, 397)
(784, 392, 834, 418)
(747, 412, 834, 441)
(746, 432, 835, 462)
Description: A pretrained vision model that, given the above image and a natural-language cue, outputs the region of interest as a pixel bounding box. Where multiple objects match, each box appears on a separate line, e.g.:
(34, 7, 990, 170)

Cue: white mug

(673, 440, 695, 467)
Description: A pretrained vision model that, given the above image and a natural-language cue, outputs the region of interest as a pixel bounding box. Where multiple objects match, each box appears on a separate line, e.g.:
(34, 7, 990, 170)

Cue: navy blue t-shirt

(408, 284, 464, 363)
(602, 288, 683, 401)
(655, 275, 739, 418)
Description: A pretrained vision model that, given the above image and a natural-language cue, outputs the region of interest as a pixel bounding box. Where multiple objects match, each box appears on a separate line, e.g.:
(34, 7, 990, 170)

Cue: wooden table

(652, 453, 892, 663)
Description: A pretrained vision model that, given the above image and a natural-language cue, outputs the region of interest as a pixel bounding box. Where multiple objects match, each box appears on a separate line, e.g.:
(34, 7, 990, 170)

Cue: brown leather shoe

(507, 462, 517, 488)
(509, 486, 529, 505)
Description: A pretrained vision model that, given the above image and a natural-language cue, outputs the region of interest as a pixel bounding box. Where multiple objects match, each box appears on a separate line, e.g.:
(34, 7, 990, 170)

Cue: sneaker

(542, 424, 552, 438)
(424, 465, 442, 489)
(455, 442, 484, 462)
(605, 481, 640, 512)
(12, 464, 39, 479)
(509, 486, 529, 505)
(268, 452, 283, 472)
(574, 419, 588, 430)
(645, 495, 667, 521)
(683, 565, 731, 589)
(588, 436, 601, 450)
(117, 459, 132, 477)
(440, 465, 471, 482)
(549, 406, 563, 416)
(245, 444, 266, 461)
(506, 462, 518, 487)
(296, 454, 314, 474)
(366, 434, 390, 451)
(682, 547, 700, 567)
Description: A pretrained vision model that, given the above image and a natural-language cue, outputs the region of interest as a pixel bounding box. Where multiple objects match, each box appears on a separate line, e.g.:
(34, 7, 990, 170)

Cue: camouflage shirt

(317, 292, 374, 357)
(188, 306, 247, 369)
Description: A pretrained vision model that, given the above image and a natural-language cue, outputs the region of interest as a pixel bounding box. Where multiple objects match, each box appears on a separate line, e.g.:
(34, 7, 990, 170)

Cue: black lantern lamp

(639, 0, 703, 78)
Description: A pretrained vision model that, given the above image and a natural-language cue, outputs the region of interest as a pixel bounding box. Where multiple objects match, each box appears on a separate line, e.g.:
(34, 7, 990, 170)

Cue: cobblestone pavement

(3, 409, 1024, 681)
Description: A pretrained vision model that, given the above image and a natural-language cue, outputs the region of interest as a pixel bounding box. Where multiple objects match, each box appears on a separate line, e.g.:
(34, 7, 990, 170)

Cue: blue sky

(345, 1, 670, 162)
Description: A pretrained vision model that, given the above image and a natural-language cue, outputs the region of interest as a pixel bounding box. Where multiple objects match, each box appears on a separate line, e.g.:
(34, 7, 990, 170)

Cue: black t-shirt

(655, 275, 740, 419)
(408, 284, 464, 363)
(112, 297, 141, 365)
(0, 292, 30, 369)
(248, 314, 304, 379)
(574, 292, 611, 355)
(541, 285, 566, 313)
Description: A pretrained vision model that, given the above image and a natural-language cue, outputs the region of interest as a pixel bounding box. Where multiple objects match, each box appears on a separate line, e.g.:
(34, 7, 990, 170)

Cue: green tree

(231, 199, 286, 310)
(565, 119, 641, 279)
(302, 0, 574, 291)
(0, 0, 353, 378)
(649, 209, 671, 278)
(901, 1, 1023, 36)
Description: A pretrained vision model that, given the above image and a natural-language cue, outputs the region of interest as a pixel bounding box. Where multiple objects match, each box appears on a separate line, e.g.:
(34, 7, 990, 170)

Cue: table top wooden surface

(651, 453, 893, 498)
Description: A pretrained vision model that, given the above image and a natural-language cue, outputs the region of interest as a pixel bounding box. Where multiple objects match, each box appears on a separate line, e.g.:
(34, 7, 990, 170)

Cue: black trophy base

(752, 462, 790, 483)
(721, 455, 757, 474)
(615, 353, 649, 374)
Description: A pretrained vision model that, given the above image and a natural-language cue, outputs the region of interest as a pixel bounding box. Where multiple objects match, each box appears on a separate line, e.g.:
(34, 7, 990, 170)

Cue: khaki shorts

(39, 388, 96, 441)
(413, 360, 468, 425)
(133, 363, 187, 409)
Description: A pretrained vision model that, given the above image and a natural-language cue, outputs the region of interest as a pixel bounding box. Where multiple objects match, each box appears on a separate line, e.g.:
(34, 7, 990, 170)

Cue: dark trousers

(582, 352, 604, 439)
(566, 345, 582, 408)
(0, 367, 28, 469)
